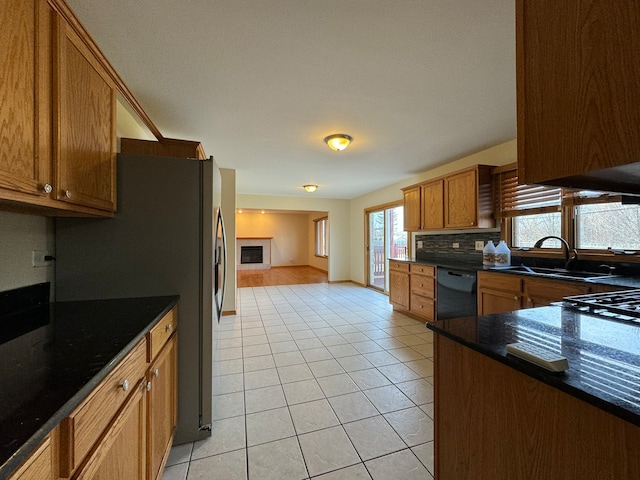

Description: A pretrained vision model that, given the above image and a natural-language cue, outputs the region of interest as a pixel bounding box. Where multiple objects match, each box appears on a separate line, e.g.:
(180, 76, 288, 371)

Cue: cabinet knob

(64, 189, 72, 199)
(146, 381, 152, 391)
(121, 379, 130, 392)
(154, 368, 160, 377)
(43, 183, 53, 194)
(514, 296, 519, 301)
(166, 323, 173, 333)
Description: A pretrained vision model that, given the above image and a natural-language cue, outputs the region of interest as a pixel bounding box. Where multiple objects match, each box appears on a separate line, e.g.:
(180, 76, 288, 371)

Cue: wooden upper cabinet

(54, 15, 116, 212)
(0, 0, 53, 198)
(517, 0, 640, 193)
(402, 185, 422, 231)
(403, 165, 494, 232)
(0, 0, 117, 215)
(444, 165, 494, 229)
(421, 179, 444, 230)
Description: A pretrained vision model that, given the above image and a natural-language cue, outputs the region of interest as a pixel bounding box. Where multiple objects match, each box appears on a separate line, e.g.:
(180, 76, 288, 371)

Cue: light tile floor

(162, 283, 435, 480)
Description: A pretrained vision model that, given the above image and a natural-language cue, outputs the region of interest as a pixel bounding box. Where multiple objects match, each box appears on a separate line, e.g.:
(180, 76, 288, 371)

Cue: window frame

(314, 216, 329, 258)
(495, 164, 640, 263)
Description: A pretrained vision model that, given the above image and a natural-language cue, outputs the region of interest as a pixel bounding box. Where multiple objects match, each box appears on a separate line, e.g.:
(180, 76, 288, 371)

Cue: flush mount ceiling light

(303, 185, 318, 193)
(324, 134, 353, 152)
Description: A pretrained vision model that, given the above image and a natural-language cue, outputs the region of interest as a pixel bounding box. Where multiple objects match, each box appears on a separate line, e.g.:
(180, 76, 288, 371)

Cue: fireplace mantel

(237, 238, 272, 270)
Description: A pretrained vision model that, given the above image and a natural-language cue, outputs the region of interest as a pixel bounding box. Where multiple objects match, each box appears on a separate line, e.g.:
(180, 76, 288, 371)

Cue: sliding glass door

(366, 204, 407, 292)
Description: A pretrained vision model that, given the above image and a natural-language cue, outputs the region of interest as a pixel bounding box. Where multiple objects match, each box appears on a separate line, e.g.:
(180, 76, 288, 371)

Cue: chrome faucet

(533, 236, 578, 270)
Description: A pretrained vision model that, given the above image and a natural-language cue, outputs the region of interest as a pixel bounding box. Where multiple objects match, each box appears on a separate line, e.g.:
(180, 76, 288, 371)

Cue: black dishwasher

(436, 267, 477, 320)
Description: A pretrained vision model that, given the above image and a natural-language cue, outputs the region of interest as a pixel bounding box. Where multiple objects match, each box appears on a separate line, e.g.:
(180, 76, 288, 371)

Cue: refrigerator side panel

(55, 153, 208, 444)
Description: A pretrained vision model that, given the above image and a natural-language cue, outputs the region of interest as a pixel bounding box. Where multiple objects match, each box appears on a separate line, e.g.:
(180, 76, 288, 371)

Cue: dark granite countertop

(0, 294, 179, 478)
(427, 307, 640, 427)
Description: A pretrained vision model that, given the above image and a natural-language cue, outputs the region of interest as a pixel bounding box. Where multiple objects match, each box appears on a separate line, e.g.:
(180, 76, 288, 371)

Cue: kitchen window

(314, 217, 328, 257)
(494, 165, 640, 255)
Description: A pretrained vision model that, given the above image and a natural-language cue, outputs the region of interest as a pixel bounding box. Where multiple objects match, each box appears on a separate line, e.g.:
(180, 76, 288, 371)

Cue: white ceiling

(67, 0, 516, 199)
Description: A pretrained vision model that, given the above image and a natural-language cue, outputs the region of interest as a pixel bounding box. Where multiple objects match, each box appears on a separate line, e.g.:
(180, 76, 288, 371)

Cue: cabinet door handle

(146, 381, 152, 391)
(121, 379, 130, 392)
(43, 183, 52, 194)
(64, 189, 72, 199)
(154, 368, 160, 377)
(166, 323, 173, 333)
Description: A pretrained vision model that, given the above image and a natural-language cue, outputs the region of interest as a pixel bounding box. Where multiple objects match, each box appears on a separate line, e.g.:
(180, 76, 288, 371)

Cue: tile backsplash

(415, 231, 501, 257)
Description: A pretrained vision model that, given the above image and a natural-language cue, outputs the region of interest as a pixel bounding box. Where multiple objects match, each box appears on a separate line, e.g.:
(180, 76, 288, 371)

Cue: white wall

(0, 212, 55, 293)
(349, 140, 517, 285)
(236, 195, 351, 282)
(237, 212, 310, 266)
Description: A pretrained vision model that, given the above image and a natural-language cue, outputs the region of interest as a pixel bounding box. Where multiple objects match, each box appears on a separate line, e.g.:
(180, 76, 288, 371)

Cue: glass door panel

(367, 205, 407, 292)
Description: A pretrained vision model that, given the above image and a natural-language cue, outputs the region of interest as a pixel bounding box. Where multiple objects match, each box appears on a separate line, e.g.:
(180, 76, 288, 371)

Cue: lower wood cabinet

(478, 270, 593, 315)
(434, 335, 640, 479)
(389, 261, 436, 321)
(389, 261, 410, 310)
(8, 307, 179, 480)
(8, 435, 55, 480)
(146, 335, 178, 480)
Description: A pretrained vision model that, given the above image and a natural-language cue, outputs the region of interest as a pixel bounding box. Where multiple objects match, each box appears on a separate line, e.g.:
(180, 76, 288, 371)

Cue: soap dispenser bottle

(494, 240, 511, 268)
(483, 241, 495, 267)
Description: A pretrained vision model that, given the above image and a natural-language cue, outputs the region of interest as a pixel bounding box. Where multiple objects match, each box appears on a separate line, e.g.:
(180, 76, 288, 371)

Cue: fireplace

(236, 237, 272, 270)
(241, 246, 263, 264)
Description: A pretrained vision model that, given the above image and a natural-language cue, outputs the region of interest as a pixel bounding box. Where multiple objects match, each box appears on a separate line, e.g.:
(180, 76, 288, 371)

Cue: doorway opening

(365, 203, 407, 292)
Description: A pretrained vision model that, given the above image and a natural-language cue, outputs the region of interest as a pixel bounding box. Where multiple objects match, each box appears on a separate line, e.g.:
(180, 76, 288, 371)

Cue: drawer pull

(121, 379, 130, 392)
(64, 189, 72, 199)
(154, 368, 160, 377)
(43, 183, 53, 194)
(147, 381, 152, 392)
(166, 323, 173, 333)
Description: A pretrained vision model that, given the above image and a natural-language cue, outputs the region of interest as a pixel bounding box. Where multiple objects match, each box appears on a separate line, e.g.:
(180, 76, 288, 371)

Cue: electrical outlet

(417, 241, 423, 249)
(32, 250, 52, 267)
(475, 240, 484, 251)
(452, 242, 460, 249)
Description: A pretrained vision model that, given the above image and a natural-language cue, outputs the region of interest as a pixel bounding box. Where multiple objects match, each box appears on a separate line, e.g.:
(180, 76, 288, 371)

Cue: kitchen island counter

(0, 294, 179, 478)
(427, 307, 640, 479)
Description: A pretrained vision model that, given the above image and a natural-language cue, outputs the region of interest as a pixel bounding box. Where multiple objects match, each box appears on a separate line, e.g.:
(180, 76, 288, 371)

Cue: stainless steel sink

(494, 265, 612, 281)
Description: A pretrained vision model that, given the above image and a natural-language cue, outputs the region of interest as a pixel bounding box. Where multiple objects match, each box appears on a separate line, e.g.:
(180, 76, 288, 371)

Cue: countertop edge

(426, 320, 640, 427)
(0, 296, 179, 479)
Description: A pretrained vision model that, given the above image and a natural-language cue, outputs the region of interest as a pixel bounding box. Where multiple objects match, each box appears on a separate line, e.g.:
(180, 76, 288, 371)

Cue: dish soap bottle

(483, 241, 495, 267)
(494, 240, 511, 268)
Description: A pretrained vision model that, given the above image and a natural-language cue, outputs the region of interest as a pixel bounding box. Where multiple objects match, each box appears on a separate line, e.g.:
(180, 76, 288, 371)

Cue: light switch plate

(475, 241, 484, 251)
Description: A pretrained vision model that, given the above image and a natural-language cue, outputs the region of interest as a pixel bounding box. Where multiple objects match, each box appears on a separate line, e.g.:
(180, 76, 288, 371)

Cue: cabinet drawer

(148, 307, 177, 361)
(478, 271, 522, 293)
(60, 338, 147, 476)
(411, 264, 435, 276)
(389, 261, 410, 272)
(411, 275, 435, 297)
(410, 293, 435, 321)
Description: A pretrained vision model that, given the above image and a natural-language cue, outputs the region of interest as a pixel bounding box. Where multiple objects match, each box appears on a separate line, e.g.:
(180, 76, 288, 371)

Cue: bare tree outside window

(576, 203, 640, 250)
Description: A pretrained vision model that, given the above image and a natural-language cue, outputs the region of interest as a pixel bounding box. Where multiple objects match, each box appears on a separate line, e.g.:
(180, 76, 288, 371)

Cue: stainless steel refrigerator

(55, 152, 227, 444)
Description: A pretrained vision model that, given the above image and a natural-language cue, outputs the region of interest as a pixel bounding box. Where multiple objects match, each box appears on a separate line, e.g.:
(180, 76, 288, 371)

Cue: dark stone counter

(0, 292, 179, 478)
(427, 307, 640, 427)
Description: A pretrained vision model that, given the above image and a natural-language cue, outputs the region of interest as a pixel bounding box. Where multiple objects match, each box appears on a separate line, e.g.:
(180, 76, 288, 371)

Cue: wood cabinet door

(402, 185, 421, 231)
(0, 0, 53, 198)
(74, 382, 146, 480)
(523, 278, 591, 309)
(444, 168, 477, 228)
(517, 0, 640, 186)
(54, 15, 116, 212)
(147, 335, 177, 480)
(421, 180, 444, 230)
(8, 436, 53, 480)
(478, 287, 522, 315)
(389, 270, 410, 310)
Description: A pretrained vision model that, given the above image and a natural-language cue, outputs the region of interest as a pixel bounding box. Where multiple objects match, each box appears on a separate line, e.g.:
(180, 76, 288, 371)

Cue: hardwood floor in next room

(237, 266, 328, 288)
